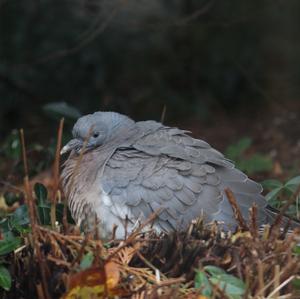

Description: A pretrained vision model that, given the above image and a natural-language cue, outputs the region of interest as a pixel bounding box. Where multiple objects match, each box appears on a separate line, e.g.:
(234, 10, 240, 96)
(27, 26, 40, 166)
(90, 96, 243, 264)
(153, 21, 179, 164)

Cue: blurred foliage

(43, 102, 82, 122)
(225, 137, 273, 175)
(3, 192, 20, 207)
(0, 102, 79, 181)
(0, 265, 11, 291)
(1, 130, 21, 160)
(0, 231, 21, 291)
(0, 182, 75, 291)
(0, 183, 74, 237)
(79, 252, 95, 271)
(1, 0, 300, 136)
(195, 265, 246, 298)
(262, 176, 300, 219)
(0, 129, 56, 178)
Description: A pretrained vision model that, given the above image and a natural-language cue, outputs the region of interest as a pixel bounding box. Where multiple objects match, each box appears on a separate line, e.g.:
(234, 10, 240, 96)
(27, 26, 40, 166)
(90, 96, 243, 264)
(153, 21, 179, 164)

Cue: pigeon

(60, 111, 274, 239)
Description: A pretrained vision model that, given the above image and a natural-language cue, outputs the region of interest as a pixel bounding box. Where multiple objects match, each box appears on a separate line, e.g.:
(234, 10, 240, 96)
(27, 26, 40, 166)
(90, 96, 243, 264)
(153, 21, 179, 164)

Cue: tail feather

(265, 205, 300, 229)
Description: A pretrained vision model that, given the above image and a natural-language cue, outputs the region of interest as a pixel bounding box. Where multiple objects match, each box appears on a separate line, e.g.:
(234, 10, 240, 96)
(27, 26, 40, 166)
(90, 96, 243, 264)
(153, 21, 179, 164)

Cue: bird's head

(60, 111, 135, 155)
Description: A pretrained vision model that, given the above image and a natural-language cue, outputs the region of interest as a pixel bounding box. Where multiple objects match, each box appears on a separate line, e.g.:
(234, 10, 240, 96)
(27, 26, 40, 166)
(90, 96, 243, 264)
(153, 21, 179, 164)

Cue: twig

(36, 284, 45, 299)
(257, 259, 264, 297)
(160, 105, 167, 124)
(273, 264, 281, 298)
(47, 256, 72, 268)
(0, 180, 23, 193)
(249, 204, 258, 238)
(136, 251, 168, 280)
(225, 188, 248, 230)
(20, 129, 51, 299)
(267, 275, 295, 299)
(255, 266, 295, 298)
(106, 209, 161, 261)
(37, 226, 85, 249)
(19, 129, 29, 176)
(52, 118, 64, 200)
(154, 277, 185, 287)
(51, 118, 64, 228)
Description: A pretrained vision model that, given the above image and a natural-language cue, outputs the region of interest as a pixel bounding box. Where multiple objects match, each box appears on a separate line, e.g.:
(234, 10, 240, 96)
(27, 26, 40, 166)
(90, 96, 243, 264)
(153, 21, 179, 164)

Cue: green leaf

(103, 242, 112, 249)
(11, 205, 29, 226)
(0, 265, 11, 291)
(261, 179, 283, 190)
(1, 231, 14, 241)
(4, 192, 20, 207)
(3, 130, 21, 159)
(55, 203, 75, 225)
(43, 102, 81, 120)
(225, 138, 272, 175)
(292, 277, 300, 289)
(293, 245, 300, 255)
(204, 266, 246, 299)
(10, 205, 30, 233)
(285, 176, 300, 192)
(204, 265, 226, 276)
(210, 273, 246, 298)
(37, 206, 51, 225)
(285, 176, 300, 186)
(79, 252, 94, 270)
(34, 183, 51, 225)
(238, 154, 272, 175)
(194, 270, 212, 296)
(0, 236, 22, 255)
(34, 183, 48, 205)
(0, 218, 9, 233)
(265, 187, 283, 202)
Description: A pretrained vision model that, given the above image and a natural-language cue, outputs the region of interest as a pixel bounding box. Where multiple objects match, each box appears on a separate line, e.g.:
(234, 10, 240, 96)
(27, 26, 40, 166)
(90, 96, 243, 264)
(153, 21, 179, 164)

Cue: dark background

(0, 0, 299, 179)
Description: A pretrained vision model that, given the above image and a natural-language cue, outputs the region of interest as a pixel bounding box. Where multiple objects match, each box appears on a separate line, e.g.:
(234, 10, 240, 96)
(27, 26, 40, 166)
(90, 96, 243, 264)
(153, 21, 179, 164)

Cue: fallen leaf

(105, 261, 120, 290)
(63, 263, 125, 299)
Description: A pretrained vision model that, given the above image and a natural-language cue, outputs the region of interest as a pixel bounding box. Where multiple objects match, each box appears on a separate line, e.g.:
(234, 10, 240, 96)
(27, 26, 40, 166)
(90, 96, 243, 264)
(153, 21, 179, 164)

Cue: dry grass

(6, 210, 300, 299)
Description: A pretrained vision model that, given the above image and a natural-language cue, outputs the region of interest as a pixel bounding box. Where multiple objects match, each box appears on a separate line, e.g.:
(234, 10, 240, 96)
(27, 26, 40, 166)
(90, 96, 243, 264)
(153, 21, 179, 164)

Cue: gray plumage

(61, 111, 271, 238)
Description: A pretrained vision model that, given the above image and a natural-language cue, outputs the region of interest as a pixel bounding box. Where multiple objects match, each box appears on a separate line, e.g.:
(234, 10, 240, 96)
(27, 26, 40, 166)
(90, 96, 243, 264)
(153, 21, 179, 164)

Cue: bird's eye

(93, 132, 99, 138)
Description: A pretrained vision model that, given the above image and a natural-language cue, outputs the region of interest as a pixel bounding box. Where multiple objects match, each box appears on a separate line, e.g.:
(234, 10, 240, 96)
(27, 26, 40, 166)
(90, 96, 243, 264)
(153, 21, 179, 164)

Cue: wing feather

(99, 125, 268, 233)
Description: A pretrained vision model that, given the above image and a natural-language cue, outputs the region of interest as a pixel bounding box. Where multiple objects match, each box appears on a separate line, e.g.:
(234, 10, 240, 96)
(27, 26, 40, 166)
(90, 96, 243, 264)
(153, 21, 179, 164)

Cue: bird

(60, 111, 274, 239)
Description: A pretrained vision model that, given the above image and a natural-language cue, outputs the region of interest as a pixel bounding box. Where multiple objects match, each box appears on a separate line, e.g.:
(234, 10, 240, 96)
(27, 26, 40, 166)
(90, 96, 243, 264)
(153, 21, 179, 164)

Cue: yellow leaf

(62, 263, 125, 299)
(105, 262, 120, 290)
(63, 267, 105, 299)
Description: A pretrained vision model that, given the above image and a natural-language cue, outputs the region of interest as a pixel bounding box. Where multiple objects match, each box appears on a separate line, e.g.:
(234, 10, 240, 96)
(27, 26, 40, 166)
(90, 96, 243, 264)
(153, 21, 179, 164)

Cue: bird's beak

(60, 139, 83, 155)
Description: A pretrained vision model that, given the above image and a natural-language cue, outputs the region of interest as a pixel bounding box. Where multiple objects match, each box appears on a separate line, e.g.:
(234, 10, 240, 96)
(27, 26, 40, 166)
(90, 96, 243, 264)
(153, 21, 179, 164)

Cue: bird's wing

(133, 124, 269, 227)
(134, 123, 233, 167)
(101, 145, 268, 233)
(101, 148, 224, 232)
(211, 164, 268, 226)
